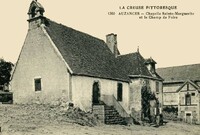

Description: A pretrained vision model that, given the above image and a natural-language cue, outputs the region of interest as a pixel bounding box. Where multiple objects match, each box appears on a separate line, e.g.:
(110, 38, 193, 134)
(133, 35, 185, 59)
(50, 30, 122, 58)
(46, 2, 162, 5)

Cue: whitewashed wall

(71, 75, 130, 112)
(11, 27, 70, 104)
(163, 93, 179, 106)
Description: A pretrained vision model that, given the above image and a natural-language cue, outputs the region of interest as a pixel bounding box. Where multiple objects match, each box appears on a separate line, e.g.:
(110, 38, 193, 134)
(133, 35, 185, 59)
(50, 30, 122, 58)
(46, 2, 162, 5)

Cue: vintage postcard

(0, 0, 199, 135)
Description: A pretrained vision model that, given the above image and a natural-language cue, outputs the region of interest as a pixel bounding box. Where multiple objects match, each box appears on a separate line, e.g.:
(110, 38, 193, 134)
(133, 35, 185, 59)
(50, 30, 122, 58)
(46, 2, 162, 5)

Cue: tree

(141, 84, 157, 122)
(0, 58, 14, 88)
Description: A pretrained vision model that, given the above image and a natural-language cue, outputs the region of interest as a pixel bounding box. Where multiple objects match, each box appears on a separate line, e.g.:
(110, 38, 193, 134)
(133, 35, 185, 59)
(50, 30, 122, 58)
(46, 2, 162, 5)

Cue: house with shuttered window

(157, 64, 200, 124)
(177, 80, 200, 123)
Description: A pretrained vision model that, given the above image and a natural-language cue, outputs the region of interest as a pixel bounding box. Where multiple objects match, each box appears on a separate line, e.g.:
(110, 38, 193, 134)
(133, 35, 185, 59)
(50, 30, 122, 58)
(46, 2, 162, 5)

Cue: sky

(0, 0, 199, 68)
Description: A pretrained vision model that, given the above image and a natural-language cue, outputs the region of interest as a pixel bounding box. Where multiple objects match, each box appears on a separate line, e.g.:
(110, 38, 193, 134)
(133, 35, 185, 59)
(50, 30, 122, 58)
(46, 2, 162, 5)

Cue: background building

(157, 64, 200, 123)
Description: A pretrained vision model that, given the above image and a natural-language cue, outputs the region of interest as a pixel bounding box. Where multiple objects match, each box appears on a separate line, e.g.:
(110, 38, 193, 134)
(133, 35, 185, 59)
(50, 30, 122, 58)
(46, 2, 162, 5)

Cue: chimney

(106, 33, 119, 57)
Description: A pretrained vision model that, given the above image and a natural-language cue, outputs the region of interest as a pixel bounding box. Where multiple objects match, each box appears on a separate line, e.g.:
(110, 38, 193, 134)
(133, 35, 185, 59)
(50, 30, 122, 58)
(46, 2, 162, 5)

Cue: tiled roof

(157, 64, 200, 82)
(116, 52, 162, 80)
(117, 52, 151, 77)
(44, 19, 130, 82)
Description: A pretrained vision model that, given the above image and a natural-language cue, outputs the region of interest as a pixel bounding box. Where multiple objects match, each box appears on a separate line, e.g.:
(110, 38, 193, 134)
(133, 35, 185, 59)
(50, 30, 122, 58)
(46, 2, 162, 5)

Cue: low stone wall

(92, 105, 105, 123)
(131, 108, 141, 122)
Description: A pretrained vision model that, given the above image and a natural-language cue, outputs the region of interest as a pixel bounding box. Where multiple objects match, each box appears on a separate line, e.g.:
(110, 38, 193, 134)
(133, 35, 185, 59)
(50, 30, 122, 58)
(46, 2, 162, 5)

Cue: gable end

(176, 80, 200, 93)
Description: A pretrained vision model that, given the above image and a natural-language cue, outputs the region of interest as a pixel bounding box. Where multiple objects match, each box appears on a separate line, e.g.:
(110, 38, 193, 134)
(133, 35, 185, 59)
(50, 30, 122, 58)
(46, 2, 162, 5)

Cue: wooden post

(159, 108, 162, 114)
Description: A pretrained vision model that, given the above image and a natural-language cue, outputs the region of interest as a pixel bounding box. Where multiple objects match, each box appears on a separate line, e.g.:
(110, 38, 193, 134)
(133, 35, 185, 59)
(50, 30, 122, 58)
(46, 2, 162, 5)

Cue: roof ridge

(117, 52, 138, 57)
(45, 18, 106, 44)
(158, 63, 200, 69)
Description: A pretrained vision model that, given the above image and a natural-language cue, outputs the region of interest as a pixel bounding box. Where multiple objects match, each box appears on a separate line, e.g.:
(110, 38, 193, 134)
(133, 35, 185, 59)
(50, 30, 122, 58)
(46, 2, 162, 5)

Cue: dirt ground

(0, 104, 199, 135)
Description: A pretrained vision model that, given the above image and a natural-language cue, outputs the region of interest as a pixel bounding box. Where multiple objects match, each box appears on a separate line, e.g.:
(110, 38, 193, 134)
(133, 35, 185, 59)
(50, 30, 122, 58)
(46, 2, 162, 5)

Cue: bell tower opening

(31, 6, 36, 18)
(28, 0, 45, 19)
(27, 0, 46, 29)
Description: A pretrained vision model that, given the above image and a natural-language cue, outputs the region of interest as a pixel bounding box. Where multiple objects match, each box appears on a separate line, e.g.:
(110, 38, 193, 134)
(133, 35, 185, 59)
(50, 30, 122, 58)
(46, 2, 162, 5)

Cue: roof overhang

(128, 75, 163, 81)
(72, 73, 130, 83)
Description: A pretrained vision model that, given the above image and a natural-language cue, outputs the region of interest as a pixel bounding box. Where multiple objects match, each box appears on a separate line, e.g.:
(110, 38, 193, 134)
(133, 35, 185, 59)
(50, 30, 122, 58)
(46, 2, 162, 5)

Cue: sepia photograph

(0, 0, 200, 134)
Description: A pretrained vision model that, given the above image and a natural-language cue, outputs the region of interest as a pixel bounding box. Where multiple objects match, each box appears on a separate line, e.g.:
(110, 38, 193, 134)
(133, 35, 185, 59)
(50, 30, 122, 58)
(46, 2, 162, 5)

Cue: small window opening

(35, 78, 41, 91)
(117, 83, 123, 101)
(186, 113, 191, 116)
(185, 93, 191, 105)
(156, 81, 159, 93)
(31, 7, 36, 18)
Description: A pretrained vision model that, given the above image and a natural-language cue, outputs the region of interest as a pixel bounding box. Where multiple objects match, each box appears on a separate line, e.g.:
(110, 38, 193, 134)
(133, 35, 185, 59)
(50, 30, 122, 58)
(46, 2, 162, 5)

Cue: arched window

(92, 81, 100, 104)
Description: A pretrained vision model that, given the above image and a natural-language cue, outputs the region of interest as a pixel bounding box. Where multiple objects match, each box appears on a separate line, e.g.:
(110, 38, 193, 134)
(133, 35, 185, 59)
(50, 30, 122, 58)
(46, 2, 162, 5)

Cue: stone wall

(129, 79, 142, 120)
(92, 105, 105, 123)
(178, 106, 200, 124)
(129, 78, 163, 121)
(178, 90, 200, 124)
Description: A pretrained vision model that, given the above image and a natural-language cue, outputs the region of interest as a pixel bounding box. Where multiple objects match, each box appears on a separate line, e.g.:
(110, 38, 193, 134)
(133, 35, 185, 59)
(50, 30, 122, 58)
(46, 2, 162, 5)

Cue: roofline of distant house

(72, 73, 130, 83)
(163, 81, 185, 84)
(163, 80, 200, 84)
(157, 63, 200, 70)
(128, 75, 163, 81)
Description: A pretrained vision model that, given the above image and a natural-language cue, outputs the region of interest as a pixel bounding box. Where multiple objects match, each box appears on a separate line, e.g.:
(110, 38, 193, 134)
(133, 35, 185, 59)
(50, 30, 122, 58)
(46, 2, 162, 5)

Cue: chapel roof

(44, 19, 130, 82)
(116, 52, 162, 80)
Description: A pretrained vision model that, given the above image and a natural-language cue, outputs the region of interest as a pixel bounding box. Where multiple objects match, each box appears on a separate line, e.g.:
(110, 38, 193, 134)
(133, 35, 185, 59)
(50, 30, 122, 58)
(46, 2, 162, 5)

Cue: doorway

(186, 113, 192, 124)
(92, 82, 100, 105)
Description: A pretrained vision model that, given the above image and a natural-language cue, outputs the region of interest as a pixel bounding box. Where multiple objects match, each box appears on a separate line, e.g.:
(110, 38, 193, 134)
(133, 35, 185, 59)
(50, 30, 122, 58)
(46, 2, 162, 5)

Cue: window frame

(185, 93, 191, 106)
(34, 77, 42, 92)
(156, 81, 159, 93)
(117, 83, 123, 101)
